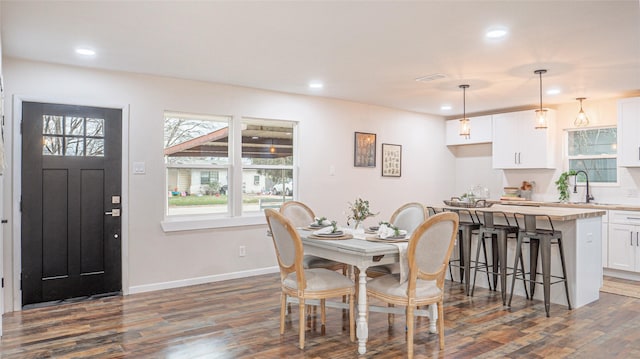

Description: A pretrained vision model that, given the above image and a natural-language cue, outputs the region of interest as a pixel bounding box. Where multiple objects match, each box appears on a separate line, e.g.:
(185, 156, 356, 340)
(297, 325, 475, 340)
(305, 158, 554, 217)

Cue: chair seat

(368, 274, 441, 301)
(303, 255, 344, 269)
(284, 268, 354, 291)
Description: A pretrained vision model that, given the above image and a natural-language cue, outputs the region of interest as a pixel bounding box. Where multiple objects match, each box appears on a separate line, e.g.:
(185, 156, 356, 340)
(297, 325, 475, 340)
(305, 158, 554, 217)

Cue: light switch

(133, 162, 146, 175)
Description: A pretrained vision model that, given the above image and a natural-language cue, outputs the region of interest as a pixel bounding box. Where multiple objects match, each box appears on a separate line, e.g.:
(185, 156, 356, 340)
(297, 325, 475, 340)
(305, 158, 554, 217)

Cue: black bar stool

(508, 213, 572, 317)
(471, 211, 529, 305)
(444, 208, 490, 295)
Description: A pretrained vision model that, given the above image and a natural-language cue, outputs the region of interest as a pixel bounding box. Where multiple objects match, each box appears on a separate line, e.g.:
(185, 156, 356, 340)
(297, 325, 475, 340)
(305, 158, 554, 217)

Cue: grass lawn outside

(168, 194, 292, 207)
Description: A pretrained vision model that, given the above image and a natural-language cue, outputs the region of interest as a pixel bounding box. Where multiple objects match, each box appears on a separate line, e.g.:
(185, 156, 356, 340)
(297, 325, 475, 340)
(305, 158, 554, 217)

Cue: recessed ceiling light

(75, 48, 96, 56)
(546, 88, 561, 95)
(308, 82, 323, 89)
(485, 26, 508, 39)
(441, 105, 453, 111)
(251, 136, 259, 140)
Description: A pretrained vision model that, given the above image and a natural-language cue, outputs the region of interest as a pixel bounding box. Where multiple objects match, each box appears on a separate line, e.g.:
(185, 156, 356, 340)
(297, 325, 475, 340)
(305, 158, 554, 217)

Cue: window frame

(565, 126, 618, 187)
(161, 113, 297, 232)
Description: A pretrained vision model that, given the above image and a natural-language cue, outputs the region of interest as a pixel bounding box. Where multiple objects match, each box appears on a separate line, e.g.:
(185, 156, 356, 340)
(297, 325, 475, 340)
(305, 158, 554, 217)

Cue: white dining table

(298, 228, 437, 355)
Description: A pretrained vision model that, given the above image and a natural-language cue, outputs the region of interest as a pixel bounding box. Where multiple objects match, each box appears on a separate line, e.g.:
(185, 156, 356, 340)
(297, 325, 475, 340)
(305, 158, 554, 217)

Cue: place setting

(308, 219, 354, 240)
(366, 222, 409, 243)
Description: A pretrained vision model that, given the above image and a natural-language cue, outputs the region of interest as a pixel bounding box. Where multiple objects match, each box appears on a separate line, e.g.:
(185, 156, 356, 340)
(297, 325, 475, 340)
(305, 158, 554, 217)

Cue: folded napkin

(312, 218, 332, 226)
(377, 223, 407, 239)
(313, 226, 339, 235)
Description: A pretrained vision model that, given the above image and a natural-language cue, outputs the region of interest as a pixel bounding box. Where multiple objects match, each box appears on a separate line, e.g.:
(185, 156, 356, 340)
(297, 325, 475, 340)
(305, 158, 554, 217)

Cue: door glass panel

(43, 136, 64, 155)
(86, 138, 105, 156)
(43, 115, 63, 135)
(86, 118, 104, 137)
(65, 116, 85, 136)
(65, 138, 84, 156)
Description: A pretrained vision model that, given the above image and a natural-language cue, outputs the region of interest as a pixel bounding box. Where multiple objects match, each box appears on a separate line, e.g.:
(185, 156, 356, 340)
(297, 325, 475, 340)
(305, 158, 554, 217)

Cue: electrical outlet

(239, 245, 246, 257)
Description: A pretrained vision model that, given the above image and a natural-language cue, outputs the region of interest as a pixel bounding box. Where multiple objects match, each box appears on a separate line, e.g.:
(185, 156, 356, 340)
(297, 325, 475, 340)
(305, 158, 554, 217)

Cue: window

(164, 112, 230, 216)
(241, 118, 295, 213)
(43, 115, 104, 156)
(567, 127, 617, 184)
(164, 112, 296, 219)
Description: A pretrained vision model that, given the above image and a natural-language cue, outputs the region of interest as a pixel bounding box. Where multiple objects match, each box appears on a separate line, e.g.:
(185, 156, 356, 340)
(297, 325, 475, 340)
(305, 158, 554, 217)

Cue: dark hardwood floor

(2, 273, 640, 358)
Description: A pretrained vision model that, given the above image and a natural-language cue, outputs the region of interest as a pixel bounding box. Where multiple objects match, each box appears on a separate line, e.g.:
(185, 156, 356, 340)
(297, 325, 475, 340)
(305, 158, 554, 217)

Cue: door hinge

(1, 277, 4, 288)
(20, 273, 22, 290)
(20, 120, 23, 135)
(20, 195, 22, 212)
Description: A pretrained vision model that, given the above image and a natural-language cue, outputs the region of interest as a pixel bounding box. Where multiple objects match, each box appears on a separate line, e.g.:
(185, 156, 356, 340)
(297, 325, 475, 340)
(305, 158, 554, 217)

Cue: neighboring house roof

(164, 127, 292, 158)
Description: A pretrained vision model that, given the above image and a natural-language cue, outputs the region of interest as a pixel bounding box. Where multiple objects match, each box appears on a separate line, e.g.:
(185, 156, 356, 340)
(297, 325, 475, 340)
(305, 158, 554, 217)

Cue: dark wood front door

(21, 102, 122, 306)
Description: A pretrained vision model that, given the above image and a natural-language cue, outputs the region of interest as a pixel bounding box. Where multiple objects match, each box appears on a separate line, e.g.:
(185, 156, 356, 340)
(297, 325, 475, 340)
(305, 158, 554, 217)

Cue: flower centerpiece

(346, 197, 378, 229)
(378, 221, 401, 237)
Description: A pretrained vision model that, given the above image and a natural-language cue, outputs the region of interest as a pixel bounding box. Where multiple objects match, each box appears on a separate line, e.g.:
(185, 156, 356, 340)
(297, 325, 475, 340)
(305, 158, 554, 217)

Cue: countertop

(432, 203, 607, 221)
(495, 200, 640, 212)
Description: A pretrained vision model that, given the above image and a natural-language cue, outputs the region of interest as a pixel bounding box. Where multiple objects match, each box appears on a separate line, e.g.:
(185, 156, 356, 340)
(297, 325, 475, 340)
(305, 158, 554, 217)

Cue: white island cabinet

(608, 210, 640, 272)
(618, 97, 640, 167)
(492, 110, 556, 169)
(445, 115, 492, 146)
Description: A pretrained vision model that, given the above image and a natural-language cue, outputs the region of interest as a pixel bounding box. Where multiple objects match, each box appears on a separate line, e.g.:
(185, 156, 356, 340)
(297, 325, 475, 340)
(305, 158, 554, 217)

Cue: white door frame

(10, 95, 130, 311)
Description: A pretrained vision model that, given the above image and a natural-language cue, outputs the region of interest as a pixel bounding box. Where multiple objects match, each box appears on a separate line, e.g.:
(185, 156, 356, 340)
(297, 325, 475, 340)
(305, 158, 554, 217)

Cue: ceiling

(2, 1, 639, 118)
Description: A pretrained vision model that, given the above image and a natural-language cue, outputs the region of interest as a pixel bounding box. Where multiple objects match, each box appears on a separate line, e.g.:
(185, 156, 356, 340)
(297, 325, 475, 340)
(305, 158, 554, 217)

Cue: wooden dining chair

(264, 209, 355, 349)
(366, 212, 459, 358)
(366, 202, 427, 277)
(280, 201, 349, 274)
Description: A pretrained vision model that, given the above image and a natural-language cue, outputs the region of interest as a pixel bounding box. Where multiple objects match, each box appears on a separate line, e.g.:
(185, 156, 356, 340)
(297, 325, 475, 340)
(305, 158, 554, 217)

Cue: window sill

(161, 214, 266, 232)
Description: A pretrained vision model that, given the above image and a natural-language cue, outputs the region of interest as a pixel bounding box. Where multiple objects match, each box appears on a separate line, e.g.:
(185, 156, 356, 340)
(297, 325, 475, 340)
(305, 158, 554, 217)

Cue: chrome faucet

(573, 170, 594, 203)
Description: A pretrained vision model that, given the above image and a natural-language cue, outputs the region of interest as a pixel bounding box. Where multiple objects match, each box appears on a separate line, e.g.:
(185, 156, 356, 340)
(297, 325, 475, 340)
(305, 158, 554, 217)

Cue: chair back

(265, 209, 305, 284)
(407, 212, 459, 291)
(390, 202, 427, 233)
(280, 201, 315, 228)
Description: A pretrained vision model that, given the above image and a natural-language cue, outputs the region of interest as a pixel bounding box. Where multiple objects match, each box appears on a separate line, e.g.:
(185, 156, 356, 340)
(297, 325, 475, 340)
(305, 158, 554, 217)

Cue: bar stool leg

(557, 237, 572, 310)
(518, 250, 530, 300)
(541, 237, 552, 317)
(471, 232, 489, 296)
(529, 238, 540, 298)
(481, 234, 493, 290)
(508, 232, 525, 307)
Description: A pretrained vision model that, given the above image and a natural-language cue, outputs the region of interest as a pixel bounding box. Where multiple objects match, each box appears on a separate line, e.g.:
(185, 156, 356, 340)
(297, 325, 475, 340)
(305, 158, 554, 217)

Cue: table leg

(461, 226, 472, 295)
(356, 265, 369, 354)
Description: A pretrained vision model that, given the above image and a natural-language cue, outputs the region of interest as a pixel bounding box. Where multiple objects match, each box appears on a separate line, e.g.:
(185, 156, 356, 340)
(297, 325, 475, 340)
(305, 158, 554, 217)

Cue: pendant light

(534, 69, 548, 129)
(574, 97, 589, 127)
(459, 84, 471, 138)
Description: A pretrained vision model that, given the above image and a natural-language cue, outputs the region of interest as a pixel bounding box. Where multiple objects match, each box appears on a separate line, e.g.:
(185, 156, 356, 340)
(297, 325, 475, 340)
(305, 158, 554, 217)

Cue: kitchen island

(432, 203, 606, 309)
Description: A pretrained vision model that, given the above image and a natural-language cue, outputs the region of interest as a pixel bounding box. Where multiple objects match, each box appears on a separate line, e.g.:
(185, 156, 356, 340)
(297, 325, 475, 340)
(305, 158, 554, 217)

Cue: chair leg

(438, 300, 445, 350)
(529, 238, 540, 298)
(299, 299, 305, 349)
(508, 233, 524, 307)
(349, 292, 355, 342)
(481, 235, 493, 290)
(321, 298, 326, 326)
(280, 292, 286, 335)
(470, 232, 484, 296)
(557, 237, 572, 310)
(518, 250, 530, 299)
(388, 303, 394, 325)
(407, 305, 415, 359)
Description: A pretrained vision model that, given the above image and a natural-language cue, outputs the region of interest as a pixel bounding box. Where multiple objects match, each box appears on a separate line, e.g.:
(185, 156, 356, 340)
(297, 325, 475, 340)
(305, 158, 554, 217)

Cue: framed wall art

(354, 132, 376, 167)
(381, 143, 401, 177)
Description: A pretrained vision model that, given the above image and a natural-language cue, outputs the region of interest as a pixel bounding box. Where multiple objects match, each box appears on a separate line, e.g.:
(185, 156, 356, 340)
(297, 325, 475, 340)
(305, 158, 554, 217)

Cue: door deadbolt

(105, 209, 121, 217)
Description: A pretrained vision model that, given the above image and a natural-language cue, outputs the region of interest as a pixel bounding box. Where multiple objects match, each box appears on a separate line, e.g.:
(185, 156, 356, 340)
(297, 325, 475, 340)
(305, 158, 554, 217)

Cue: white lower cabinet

(608, 211, 640, 272)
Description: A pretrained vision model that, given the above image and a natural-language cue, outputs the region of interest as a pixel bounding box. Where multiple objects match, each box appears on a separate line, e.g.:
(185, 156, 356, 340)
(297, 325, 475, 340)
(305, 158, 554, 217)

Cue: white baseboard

(603, 268, 640, 282)
(128, 266, 280, 294)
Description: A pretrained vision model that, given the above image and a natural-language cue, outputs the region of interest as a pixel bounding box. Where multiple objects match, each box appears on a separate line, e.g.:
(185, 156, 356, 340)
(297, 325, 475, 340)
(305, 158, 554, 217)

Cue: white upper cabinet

(445, 115, 492, 146)
(492, 110, 556, 169)
(618, 97, 640, 167)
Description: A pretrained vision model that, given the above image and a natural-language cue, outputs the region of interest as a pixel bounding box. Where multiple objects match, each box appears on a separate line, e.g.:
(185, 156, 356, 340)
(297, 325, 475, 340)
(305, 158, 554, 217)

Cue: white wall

(2, 58, 455, 311)
(452, 98, 640, 204)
